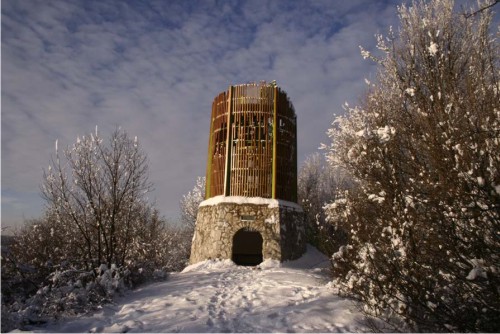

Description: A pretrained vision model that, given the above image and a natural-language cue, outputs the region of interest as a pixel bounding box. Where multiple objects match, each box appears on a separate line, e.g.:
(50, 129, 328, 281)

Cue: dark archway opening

(232, 229, 263, 266)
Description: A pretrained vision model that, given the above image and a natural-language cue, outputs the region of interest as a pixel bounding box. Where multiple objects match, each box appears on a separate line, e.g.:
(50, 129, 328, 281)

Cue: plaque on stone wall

(240, 215, 256, 222)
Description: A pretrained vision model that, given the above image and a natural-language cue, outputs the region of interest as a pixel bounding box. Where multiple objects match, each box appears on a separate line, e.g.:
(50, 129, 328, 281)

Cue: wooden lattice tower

(205, 82, 297, 202)
(190, 82, 305, 266)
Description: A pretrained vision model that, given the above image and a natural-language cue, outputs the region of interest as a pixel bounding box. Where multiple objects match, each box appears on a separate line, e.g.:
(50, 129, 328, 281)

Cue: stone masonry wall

(189, 200, 306, 265)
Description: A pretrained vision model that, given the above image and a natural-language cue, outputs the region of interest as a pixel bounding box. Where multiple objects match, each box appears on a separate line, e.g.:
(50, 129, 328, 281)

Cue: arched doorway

(232, 229, 263, 266)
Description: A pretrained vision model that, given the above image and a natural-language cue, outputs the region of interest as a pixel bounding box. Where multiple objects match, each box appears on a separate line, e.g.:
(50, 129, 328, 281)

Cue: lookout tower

(189, 82, 306, 266)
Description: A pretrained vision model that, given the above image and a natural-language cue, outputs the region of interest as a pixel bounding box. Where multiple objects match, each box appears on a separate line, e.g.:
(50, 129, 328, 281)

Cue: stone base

(189, 196, 306, 265)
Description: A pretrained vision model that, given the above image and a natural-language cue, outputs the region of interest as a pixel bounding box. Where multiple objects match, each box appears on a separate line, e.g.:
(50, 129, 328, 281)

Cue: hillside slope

(28, 246, 367, 333)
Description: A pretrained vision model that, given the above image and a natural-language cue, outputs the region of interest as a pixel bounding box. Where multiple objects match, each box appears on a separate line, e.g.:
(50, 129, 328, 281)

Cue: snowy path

(28, 246, 367, 333)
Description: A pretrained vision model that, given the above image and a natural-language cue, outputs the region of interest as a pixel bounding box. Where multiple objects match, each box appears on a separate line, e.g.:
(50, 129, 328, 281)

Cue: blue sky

(2, 0, 410, 231)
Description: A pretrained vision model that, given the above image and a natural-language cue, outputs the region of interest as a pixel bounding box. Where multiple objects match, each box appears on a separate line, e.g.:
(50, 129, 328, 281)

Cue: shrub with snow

(0, 214, 192, 332)
(297, 153, 350, 256)
(2, 261, 129, 331)
(180, 176, 206, 231)
(1, 128, 192, 332)
(324, 0, 499, 332)
(177, 176, 206, 263)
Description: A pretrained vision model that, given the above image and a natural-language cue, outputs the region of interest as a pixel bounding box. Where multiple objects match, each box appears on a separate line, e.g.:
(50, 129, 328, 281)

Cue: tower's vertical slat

(243, 86, 246, 196)
(224, 86, 233, 196)
(272, 86, 278, 199)
(292, 112, 298, 202)
(205, 100, 215, 199)
(237, 85, 241, 196)
(236, 85, 240, 196)
(266, 86, 272, 198)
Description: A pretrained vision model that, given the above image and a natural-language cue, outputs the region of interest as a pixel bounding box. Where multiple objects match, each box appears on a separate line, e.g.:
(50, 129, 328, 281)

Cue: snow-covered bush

(2, 262, 129, 331)
(176, 176, 206, 263)
(325, 0, 499, 331)
(180, 176, 205, 230)
(297, 153, 350, 255)
(1, 128, 192, 331)
(1, 209, 192, 331)
(41, 128, 157, 269)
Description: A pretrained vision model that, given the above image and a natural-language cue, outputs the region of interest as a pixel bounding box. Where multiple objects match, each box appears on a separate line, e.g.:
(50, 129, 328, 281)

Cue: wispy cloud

(2, 0, 401, 229)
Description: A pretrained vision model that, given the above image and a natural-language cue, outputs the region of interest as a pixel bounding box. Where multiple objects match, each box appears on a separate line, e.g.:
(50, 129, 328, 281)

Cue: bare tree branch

(464, 0, 499, 18)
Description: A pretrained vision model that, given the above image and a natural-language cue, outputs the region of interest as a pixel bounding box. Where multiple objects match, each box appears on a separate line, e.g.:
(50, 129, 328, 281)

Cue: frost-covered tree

(180, 176, 206, 230)
(325, 0, 499, 331)
(176, 176, 206, 263)
(298, 153, 350, 255)
(1, 128, 182, 330)
(41, 128, 156, 268)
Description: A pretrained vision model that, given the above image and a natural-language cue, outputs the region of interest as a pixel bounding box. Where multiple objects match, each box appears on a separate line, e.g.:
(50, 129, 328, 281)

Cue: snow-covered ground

(23, 246, 368, 333)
